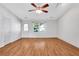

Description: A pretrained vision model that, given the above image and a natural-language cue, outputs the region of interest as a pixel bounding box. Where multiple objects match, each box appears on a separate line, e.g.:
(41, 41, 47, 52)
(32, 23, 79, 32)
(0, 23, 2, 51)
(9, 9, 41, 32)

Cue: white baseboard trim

(21, 36, 57, 38)
(58, 36, 79, 48)
(0, 37, 21, 48)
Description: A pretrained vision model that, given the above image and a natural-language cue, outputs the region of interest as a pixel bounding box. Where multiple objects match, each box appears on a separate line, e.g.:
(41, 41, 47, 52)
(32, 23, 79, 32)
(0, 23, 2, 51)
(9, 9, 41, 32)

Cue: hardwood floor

(0, 38, 79, 56)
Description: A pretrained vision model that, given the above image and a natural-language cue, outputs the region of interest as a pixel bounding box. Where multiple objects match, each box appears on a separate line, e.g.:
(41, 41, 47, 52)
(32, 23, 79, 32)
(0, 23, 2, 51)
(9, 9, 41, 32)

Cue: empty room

(0, 3, 79, 56)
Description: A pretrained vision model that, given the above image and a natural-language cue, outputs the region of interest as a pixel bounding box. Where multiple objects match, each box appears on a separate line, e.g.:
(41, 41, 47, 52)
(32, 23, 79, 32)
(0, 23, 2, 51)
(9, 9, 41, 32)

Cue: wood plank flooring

(0, 38, 79, 56)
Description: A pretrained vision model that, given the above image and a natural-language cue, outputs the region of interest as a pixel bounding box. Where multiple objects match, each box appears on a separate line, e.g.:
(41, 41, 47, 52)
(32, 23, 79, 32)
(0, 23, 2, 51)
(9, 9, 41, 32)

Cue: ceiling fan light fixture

(36, 10, 43, 14)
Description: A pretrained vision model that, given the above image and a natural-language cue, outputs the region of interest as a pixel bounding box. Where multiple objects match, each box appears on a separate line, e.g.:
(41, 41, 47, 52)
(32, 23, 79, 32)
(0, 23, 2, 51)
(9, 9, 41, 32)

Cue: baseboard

(21, 37, 58, 39)
(0, 36, 79, 49)
(58, 37, 79, 48)
(0, 37, 21, 48)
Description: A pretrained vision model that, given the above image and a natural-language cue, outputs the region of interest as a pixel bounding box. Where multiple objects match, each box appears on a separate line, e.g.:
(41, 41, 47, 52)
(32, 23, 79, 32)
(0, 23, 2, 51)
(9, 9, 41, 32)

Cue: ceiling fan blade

(28, 9, 35, 12)
(42, 4, 49, 8)
(31, 3, 37, 8)
(42, 10, 48, 13)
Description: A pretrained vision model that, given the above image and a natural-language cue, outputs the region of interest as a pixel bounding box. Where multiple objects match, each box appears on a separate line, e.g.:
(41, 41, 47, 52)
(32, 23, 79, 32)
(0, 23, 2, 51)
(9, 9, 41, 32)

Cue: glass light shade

(36, 10, 43, 14)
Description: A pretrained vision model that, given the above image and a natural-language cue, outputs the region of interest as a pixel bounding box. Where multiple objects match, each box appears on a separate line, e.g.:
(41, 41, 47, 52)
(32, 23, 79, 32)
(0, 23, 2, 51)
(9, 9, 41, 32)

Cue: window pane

(39, 24, 45, 31)
(24, 24, 28, 31)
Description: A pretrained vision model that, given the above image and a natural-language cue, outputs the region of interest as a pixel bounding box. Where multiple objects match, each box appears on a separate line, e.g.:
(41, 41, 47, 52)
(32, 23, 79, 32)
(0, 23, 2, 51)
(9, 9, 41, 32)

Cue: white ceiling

(1, 3, 72, 21)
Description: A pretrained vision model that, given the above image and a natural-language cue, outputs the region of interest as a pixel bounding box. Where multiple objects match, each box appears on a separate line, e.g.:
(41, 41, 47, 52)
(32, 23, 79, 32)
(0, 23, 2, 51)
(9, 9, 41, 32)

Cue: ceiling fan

(28, 3, 49, 14)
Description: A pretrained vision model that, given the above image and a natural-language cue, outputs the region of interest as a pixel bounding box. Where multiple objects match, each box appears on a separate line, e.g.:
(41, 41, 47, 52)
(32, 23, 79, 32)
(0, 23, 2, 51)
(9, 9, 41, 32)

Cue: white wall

(0, 5, 21, 47)
(21, 20, 58, 38)
(58, 7, 79, 48)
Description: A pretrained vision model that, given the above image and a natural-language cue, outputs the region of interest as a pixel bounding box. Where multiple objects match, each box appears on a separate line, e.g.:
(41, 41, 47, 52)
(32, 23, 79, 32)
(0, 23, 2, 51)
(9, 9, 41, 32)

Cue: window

(24, 24, 28, 31)
(39, 24, 45, 31)
(32, 22, 45, 32)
